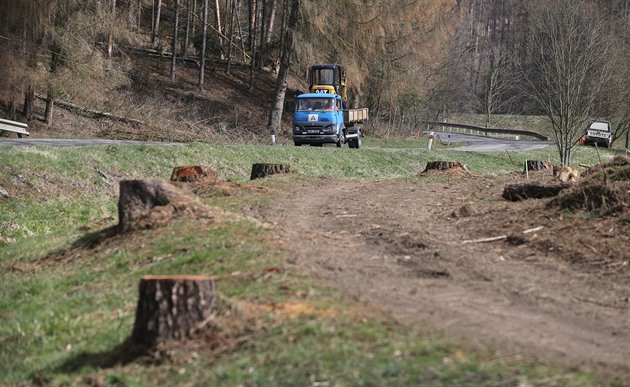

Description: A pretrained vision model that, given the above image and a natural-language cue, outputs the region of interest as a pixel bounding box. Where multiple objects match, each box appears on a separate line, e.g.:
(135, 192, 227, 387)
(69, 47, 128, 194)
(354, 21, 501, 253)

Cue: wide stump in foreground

(131, 275, 217, 347)
(170, 165, 219, 183)
(250, 163, 291, 180)
(118, 179, 213, 233)
(422, 161, 469, 173)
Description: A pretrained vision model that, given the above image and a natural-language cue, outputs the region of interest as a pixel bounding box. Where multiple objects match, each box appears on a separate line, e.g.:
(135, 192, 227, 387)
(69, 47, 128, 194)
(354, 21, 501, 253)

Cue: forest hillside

(1, 0, 630, 146)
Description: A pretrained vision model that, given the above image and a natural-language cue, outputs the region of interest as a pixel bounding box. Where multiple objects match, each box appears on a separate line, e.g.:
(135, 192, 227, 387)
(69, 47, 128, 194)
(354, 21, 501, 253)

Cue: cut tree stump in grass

(118, 179, 213, 233)
(250, 163, 291, 180)
(170, 165, 219, 183)
(131, 275, 217, 347)
(422, 161, 469, 173)
(502, 182, 571, 201)
(524, 160, 553, 172)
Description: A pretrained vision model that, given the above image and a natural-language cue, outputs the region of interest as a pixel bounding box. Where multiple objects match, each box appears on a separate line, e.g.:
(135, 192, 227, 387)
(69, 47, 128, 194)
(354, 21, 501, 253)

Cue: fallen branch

(35, 93, 143, 127)
(522, 226, 544, 234)
(578, 240, 600, 254)
(461, 235, 507, 244)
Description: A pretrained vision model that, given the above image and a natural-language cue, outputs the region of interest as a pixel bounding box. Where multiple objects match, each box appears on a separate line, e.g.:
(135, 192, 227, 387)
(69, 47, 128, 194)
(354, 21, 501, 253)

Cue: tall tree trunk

(215, 0, 224, 58)
(45, 92, 54, 125)
(108, 0, 117, 58)
(248, 0, 255, 49)
(259, 0, 267, 49)
(199, 0, 209, 90)
(265, 0, 276, 44)
(266, 0, 300, 140)
(22, 85, 34, 121)
(171, 0, 180, 81)
(137, 0, 142, 29)
(235, 2, 247, 63)
(127, 0, 135, 29)
(248, 0, 259, 89)
(183, 0, 191, 58)
(226, 0, 237, 74)
(152, 0, 162, 45)
(8, 95, 17, 121)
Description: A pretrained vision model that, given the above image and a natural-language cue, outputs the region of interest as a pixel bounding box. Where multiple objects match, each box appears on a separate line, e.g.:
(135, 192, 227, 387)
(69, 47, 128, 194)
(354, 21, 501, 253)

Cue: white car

(583, 120, 613, 148)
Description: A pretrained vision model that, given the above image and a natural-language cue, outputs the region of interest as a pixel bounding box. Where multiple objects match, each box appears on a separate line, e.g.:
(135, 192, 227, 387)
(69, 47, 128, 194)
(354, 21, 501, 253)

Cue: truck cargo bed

(344, 108, 368, 125)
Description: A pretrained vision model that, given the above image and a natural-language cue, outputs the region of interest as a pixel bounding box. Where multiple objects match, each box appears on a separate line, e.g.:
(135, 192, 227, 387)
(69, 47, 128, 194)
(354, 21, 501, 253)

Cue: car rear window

(589, 122, 609, 131)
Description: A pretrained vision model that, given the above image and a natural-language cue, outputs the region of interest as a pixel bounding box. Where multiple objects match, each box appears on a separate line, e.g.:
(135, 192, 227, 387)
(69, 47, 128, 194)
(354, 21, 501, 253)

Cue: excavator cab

(308, 64, 347, 102)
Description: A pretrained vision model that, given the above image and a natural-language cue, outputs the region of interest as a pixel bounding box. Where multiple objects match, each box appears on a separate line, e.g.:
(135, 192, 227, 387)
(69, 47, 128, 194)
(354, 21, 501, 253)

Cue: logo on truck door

(308, 114, 318, 122)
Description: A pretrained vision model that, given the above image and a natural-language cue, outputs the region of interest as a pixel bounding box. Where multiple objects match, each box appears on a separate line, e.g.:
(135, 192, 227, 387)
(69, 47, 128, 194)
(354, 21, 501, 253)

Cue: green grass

(0, 141, 622, 386)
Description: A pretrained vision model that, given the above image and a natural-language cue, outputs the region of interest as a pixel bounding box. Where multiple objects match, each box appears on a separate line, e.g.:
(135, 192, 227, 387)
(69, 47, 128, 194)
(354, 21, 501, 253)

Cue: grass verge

(0, 141, 622, 386)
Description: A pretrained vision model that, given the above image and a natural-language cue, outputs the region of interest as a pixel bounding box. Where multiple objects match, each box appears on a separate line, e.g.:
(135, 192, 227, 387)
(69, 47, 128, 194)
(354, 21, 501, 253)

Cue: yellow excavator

(308, 64, 347, 102)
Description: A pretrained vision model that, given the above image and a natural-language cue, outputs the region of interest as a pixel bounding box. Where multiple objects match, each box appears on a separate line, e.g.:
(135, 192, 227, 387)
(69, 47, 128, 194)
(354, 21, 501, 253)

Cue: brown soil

(252, 170, 630, 382)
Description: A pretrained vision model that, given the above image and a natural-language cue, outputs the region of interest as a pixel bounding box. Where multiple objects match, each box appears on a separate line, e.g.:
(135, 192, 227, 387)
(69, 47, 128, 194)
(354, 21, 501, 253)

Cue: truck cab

(293, 94, 345, 147)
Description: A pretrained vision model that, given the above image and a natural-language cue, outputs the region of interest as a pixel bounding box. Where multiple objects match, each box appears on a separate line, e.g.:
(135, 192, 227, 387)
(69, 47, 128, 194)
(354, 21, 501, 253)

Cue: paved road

(1, 133, 552, 152)
(0, 138, 181, 147)
(433, 132, 553, 151)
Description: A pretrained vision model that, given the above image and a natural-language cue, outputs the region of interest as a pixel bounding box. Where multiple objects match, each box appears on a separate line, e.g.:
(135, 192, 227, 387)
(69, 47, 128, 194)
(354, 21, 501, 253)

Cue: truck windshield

(296, 98, 335, 111)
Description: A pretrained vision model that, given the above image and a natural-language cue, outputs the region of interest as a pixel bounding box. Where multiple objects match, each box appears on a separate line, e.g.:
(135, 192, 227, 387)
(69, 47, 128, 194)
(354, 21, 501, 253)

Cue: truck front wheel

(336, 133, 345, 148)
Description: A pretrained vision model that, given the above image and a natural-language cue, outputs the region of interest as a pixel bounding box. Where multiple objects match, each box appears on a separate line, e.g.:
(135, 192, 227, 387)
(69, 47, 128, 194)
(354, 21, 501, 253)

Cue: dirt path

(255, 175, 630, 382)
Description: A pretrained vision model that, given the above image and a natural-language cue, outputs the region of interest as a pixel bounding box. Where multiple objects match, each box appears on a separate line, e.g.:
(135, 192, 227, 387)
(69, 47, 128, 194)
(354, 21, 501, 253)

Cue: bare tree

(481, 48, 518, 127)
(523, 0, 614, 165)
(609, 7, 630, 148)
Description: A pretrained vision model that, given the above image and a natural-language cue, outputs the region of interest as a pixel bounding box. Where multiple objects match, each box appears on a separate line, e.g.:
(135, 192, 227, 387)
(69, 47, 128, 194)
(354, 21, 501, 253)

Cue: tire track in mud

(257, 177, 630, 382)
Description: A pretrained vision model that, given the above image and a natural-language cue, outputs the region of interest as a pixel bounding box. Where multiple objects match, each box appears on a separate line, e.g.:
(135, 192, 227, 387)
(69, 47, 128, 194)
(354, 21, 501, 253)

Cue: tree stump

(170, 165, 219, 183)
(250, 163, 291, 180)
(422, 161, 469, 173)
(524, 160, 553, 172)
(131, 275, 217, 347)
(118, 180, 213, 233)
(502, 182, 571, 201)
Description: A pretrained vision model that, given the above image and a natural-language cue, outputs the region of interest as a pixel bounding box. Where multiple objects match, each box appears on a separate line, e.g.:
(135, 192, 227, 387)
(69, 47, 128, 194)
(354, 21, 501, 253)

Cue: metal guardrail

(424, 121, 549, 141)
(0, 118, 29, 137)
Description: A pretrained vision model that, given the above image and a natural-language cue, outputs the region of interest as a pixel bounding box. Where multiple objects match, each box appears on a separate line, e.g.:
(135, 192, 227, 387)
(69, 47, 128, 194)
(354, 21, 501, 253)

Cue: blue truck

(292, 93, 367, 148)
(292, 64, 369, 148)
